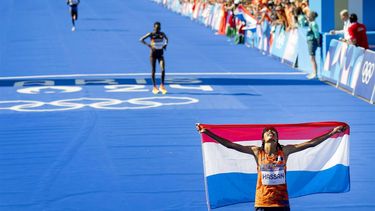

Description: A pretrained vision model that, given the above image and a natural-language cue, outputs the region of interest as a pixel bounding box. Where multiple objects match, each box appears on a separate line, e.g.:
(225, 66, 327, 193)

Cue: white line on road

(0, 72, 307, 80)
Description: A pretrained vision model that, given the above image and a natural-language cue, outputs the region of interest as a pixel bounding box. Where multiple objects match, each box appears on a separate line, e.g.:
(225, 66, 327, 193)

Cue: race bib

(69, 0, 79, 4)
(261, 165, 286, 185)
(151, 39, 166, 50)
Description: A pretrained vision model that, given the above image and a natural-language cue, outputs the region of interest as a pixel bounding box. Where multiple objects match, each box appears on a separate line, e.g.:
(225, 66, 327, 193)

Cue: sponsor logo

(0, 97, 199, 112)
(361, 61, 374, 84)
(0, 79, 212, 112)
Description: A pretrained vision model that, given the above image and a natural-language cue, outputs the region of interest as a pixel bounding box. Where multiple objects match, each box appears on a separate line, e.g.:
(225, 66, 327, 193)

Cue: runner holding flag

(197, 123, 348, 210)
(140, 22, 169, 94)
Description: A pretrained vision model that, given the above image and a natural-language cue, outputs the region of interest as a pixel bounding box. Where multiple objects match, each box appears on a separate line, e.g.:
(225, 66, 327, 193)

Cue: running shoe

(159, 85, 167, 95)
(306, 74, 316, 80)
(152, 86, 159, 94)
(72, 26, 76, 32)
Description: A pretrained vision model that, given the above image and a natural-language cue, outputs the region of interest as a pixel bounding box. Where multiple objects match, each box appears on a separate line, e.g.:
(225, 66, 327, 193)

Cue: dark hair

(295, 7, 303, 16)
(310, 11, 318, 19)
(261, 127, 282, 151)
(349, 13, 358, 23)
(154, 21, 161, 27)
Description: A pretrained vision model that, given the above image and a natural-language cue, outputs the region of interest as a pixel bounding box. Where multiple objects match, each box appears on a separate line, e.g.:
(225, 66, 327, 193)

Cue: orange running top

(255, 149, 289, 207)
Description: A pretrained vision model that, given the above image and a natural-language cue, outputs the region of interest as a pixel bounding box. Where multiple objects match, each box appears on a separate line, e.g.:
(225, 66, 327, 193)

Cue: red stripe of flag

(199, 122, 349, 143)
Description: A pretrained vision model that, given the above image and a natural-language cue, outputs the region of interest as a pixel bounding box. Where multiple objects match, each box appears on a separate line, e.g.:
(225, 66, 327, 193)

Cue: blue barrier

(321, 39, 345, 84)
(282, 29, 299, 66)
(323, 33, 341, 62)
(323, 39, 374, 103)
(353, 50, 375, 103)
(338, 45, 366, 91)
(268, 26, 298, 66)
(324, 32, 375, 52)
(270, 26, 288, 59)
(268, 26, 321, 73)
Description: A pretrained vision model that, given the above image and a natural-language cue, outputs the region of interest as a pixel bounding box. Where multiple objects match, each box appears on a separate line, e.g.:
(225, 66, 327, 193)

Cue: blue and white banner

(353, 50, 375, 103)
(200, 122, 350, 209)
(282, 29, 299, 64)
(322, 39, 346, 84)
(338, 45, 366, 91)
(270, 26, 288, 58)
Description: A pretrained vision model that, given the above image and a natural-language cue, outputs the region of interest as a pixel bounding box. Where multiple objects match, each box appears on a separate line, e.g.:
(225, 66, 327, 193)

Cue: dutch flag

(199, 122, 350, 209)
(235, 5, 257, 33)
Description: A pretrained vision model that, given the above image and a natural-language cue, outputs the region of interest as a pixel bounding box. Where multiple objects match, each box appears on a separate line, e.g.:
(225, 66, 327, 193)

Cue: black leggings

(150, 50, 165, 86)
(70, 6, 78, 20)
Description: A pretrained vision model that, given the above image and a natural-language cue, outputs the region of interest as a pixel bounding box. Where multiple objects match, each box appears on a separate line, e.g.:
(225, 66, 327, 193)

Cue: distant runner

(67, 0, 80, 31)
(140, 22, 169, 94)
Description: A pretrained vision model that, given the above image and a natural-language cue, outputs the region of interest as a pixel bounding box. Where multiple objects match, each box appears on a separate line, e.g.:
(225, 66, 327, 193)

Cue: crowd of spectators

(173, 0, 369, 78)
(176, 0, 369, 48)
(224, 0, 320, 78)
(242, 0, 310, 31)
(177, 0, 312, 31)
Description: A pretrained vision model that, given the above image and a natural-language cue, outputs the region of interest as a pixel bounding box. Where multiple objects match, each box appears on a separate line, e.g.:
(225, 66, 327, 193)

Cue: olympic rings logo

(361, 61, 374, 85)
(0, 97, 199, 112)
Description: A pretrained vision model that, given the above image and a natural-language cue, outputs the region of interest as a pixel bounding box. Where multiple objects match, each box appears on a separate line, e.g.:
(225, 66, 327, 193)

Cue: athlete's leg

(71, 6, 78, 31)
(150, 56, 157, 87)
(74, 8, 78, 20)
(159, 58, 165, 86)
(71, 16, 76, 31)
(151, 57, 159, 94)
(72, 5, 78, 20)
(159, 57, 167, 94)
(70, 9, 75, 26)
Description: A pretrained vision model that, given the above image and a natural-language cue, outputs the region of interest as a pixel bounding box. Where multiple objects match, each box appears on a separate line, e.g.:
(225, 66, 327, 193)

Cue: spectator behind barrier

(329, 9, 350, 41)
(275, 6, 288, 30)
(235, 20, 246, 44)
(300, 0, 310, 17)
(295, 6, 308, 27)
(348, 13, 369, 49)
(225, 0, 237, 38)
(285, 1, 297, 30)
(306, 11, 320, 80)
(219, 0, 313, 43)
(226, 8, 237, 38)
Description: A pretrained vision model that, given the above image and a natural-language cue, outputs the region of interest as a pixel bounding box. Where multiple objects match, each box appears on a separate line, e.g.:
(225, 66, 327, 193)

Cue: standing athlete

(140, 22, 169, 94)
(67, 0, 80, 31)
(197, 124, 347, 211)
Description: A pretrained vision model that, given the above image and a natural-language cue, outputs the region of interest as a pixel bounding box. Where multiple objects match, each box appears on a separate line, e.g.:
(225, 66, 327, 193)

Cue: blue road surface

(0, 0, 375, 210)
